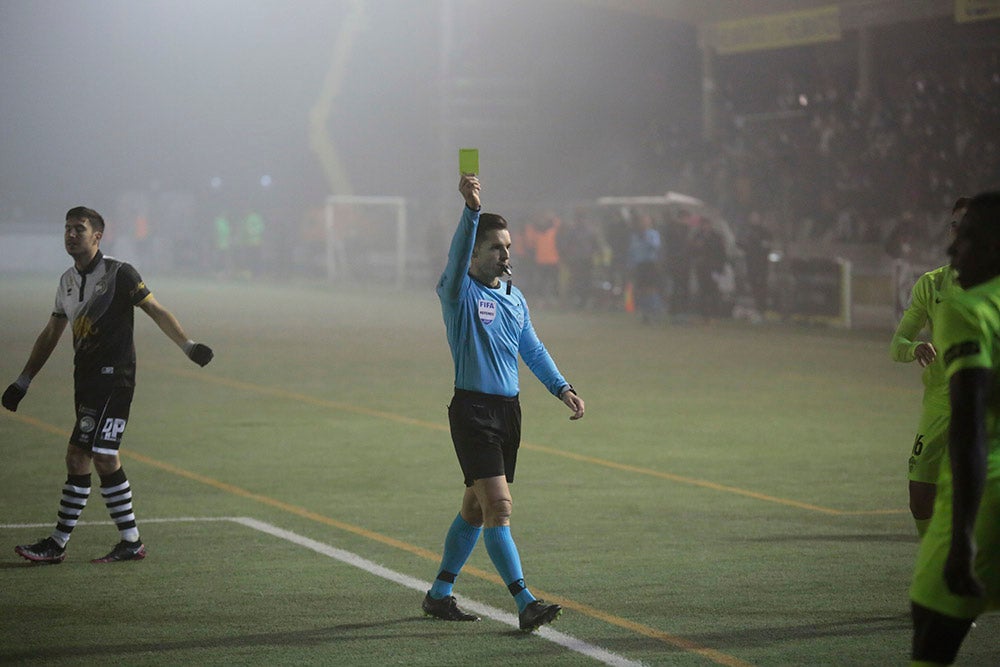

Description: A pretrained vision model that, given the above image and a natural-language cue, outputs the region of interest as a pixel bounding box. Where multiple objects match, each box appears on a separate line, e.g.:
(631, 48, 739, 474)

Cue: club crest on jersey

(478, 298, 497, 325)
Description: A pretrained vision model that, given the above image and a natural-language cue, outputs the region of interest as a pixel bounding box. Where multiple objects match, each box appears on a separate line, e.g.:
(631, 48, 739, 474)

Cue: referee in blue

(422, 173, 585, 631)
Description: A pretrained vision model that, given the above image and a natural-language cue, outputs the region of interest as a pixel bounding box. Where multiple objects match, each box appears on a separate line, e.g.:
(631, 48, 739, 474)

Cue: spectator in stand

(559, 212, 598, 309)
(604, 210, 632, 308)
(739, 211, 773, 321)
(666, 210, 694, 319)
(524, 212, 561, 307)
(627, 213, 664, 324)
(690, 216, 728, 321)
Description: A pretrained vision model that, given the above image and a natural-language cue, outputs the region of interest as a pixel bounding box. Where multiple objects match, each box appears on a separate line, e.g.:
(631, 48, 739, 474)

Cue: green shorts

(910, 475, 1000, 619)
(908, 403, 949, 484)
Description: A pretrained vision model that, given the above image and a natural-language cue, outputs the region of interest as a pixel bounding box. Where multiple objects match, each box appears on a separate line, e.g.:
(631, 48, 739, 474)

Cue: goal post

(324, 195, 408, 288)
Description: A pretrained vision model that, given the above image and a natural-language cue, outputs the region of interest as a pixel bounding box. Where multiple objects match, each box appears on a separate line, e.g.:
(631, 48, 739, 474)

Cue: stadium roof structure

(590, 0, 832, 25)
(588, 0, 954, 27)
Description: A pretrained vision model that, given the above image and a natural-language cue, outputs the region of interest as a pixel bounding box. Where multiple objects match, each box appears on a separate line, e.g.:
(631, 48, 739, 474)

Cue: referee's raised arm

(438, 174, 482, 301)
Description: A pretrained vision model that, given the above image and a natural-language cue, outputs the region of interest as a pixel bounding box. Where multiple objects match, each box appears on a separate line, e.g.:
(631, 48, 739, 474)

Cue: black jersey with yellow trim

(53, 251, 151, 390)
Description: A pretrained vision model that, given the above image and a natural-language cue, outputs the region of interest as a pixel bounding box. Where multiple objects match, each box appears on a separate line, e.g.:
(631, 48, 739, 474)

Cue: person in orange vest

(525, 212, 560, 306)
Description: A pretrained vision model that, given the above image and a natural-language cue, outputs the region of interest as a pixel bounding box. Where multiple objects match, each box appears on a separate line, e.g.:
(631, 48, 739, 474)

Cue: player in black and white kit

(4, 206, 213, 564)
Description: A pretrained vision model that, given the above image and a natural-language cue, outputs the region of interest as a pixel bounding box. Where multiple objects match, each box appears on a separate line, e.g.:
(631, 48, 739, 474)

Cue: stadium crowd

(666, 37, 999, 257)
(507, 31, 999, 320)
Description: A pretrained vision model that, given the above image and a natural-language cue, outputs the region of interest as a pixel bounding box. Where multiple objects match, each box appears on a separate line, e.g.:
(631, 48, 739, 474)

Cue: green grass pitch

(1, 273, 997, 666)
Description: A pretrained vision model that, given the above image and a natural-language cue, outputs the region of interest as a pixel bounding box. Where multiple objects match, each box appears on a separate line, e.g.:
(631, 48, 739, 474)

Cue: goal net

(324, 195, 408, 287)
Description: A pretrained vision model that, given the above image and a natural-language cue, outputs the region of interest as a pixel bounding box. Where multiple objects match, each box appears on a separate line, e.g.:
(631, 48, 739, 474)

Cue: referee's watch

(559, 384, 575, 398)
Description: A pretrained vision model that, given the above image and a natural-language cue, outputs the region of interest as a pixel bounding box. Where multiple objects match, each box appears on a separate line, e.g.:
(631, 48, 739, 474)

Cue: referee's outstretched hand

(561, 390, 585, 420)
(2, 383, 26, 412)
(186, 342, 214, 367)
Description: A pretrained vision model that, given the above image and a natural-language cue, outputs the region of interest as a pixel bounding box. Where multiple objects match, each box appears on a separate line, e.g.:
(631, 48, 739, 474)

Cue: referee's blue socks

(429, 513, 482, 599)
(484, 525, 537, 612)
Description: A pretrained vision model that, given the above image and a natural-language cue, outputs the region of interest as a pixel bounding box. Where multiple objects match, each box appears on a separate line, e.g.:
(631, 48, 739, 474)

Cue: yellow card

(459, 148, 479, 175)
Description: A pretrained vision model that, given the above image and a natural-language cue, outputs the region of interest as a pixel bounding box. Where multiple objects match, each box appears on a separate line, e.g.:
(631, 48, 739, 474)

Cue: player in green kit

(909, 191, 1000, 665)
(891, 198, 969, 537)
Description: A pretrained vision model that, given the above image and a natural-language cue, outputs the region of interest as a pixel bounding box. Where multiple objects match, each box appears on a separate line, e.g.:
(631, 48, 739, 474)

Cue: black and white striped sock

(51, 473, 91, 547)
(99, 468, 139, 543)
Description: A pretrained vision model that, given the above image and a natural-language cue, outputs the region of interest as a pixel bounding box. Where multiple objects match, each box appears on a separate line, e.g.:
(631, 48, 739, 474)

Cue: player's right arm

(2, 314, 68, 411)
(437, 175, 481, 302)
(890, 272, 932, 364)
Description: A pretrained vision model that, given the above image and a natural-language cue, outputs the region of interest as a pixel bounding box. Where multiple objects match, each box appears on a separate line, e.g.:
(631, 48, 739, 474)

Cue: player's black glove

(185, 342, 214, 367)
(2, 383, 27, 412)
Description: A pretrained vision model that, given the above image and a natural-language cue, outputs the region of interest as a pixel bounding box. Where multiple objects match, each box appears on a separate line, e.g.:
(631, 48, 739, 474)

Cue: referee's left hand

(561, 390, 585, 420)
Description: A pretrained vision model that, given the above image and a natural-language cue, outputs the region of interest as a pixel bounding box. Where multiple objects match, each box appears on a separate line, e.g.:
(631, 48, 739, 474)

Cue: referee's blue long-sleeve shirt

(436, 206, 568, 398)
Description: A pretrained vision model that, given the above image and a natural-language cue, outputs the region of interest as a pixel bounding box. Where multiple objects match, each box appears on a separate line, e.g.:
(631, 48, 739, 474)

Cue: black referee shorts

(448, 388, 522, 487)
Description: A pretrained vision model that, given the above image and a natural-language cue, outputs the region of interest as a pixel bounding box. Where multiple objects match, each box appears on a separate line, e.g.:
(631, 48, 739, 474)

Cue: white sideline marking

(4, 517, 644, 667)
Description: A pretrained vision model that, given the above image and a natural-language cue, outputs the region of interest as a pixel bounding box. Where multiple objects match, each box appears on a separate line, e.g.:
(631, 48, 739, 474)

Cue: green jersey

(890, 265, 960, 406)
(911, 273, 1000, 619)
(934, 273, 1000, 473)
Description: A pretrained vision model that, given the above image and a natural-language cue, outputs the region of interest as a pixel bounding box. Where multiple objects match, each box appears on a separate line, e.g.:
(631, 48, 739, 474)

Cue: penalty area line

(233, 517, 645, 667)
(3, 516, 644, 667)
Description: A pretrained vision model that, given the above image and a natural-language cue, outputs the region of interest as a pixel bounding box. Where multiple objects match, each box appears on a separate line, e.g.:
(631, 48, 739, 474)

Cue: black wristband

(559, 384, 575, 397)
